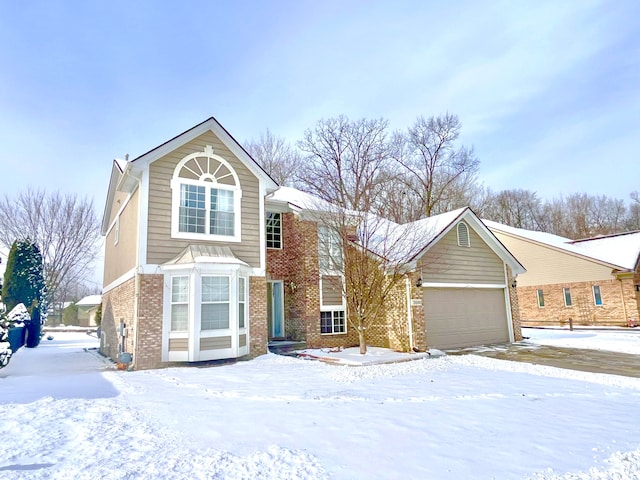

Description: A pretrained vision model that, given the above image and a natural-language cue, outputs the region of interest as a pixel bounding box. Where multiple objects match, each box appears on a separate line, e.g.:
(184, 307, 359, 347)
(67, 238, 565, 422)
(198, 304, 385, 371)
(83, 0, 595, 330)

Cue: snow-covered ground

(524, 327, 640, 355)
(1, 331, 640, 479)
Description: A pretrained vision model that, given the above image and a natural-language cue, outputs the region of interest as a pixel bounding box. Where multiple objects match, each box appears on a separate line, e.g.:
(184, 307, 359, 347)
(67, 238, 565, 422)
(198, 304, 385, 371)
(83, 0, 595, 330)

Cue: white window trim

(592, 285, 603, 306)
(170, 275, 189, 332)
(266, 212, 283, 250)
(536, 289, 545, 308)
(201, 275, 231, 331)
(318, 225, 344, 275)
(170, 147, 242, 243)
(319, 275, 347, 335)
(563, 287, 572, 307)
(161, 264, 250, 362)
(320, 310, 347, 335)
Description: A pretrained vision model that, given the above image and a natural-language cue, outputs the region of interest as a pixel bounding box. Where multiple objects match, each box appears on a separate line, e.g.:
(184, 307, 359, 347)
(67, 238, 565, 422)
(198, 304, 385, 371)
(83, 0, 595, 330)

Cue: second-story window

(171, 145, 242, 242)
(266, 212, 282, 249)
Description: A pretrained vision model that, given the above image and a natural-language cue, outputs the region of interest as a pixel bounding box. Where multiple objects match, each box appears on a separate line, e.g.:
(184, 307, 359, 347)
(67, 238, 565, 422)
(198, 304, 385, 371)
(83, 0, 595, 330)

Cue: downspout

(405, 275, 414, 351)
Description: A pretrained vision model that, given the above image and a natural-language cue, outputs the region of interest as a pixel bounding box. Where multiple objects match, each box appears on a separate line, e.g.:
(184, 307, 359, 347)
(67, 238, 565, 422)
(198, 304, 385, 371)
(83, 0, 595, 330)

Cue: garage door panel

(424, 288, 508, 349)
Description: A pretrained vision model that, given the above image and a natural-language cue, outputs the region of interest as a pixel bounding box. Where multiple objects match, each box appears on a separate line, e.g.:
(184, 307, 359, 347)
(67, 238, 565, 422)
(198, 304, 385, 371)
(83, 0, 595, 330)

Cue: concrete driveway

(449, 342, 640, 378)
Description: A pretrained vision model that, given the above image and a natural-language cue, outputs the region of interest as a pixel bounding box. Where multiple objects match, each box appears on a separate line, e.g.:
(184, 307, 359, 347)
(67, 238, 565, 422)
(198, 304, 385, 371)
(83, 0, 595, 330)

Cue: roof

(76, 295, 102, 307)
(163, 245, 249, 267)
(102, 116, 279, 236)
(569, 231, 640, 270)
(268, 187, 525, 274)
(485, 221, 640, 271)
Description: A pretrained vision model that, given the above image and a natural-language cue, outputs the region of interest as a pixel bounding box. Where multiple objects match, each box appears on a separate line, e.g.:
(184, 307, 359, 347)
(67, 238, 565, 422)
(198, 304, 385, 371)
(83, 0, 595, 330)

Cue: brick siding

(100, 277, 135, 362)
(134, 274, 164, 370)
(248, 275, 268, 357)
(519, 276, 640, 327)
(506, 265, 523, 341)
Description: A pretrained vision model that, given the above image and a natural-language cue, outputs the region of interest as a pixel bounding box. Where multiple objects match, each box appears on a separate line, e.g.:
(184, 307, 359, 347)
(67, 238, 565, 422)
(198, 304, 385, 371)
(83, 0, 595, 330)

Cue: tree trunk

(358, 327, 367, 355)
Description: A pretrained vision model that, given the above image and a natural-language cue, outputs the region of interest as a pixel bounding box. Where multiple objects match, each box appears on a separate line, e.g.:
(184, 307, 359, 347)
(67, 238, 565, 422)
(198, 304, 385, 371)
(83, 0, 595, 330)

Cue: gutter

(405, 276, 414, 351)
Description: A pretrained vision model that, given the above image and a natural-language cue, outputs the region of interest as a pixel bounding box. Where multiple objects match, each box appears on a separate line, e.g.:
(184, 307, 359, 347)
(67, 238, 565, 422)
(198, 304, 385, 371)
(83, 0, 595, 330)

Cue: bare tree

(482, 189, 544, 230)
(316, 205, 425, 354)
(395, 113, 480, 217)
(0, 189, 101, 306)
(626, 191, 640, 230)
(244, 129, 299, 186)
(297, 116, 393, 211)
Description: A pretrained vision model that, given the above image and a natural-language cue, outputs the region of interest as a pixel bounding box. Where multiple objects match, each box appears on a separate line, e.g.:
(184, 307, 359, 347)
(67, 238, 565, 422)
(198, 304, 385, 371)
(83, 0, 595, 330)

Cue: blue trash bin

(7, 326, 26, 352)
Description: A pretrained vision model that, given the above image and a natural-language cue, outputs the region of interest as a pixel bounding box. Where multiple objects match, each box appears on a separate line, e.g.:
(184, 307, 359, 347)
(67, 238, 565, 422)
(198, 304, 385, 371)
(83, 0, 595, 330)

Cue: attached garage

(424, 287, 510, 349)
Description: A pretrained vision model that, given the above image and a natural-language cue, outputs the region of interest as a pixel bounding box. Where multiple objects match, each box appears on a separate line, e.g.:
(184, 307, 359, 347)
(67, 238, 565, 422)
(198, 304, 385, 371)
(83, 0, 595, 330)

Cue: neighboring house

(486, 221, 640, 327)
(76, 295, 102, 327)
(101, 117, 526, 370)
(265, 187, 526, 351)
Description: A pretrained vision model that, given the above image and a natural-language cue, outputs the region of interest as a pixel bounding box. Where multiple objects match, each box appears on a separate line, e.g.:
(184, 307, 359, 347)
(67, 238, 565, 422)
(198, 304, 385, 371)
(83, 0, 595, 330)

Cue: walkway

(450, 342, 640, 378)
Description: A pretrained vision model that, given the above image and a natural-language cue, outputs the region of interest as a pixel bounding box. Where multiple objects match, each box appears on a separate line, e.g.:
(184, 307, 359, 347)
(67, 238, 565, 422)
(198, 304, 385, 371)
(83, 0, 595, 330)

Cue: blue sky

(1, 0, 638, 212)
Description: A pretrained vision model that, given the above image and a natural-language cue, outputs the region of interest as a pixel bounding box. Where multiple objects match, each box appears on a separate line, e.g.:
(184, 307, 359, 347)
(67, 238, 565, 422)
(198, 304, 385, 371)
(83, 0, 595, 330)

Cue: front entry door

(268, 281, 285, 338)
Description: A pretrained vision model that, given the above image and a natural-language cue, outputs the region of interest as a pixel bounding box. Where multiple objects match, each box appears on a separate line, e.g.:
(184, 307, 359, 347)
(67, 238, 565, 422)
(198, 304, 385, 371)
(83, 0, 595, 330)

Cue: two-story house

(101, 117, 526, 370)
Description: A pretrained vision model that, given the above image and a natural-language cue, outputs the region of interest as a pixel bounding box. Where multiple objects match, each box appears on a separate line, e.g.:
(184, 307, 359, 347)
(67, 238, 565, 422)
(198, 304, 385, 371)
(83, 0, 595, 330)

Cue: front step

(268, 340, 306, 356)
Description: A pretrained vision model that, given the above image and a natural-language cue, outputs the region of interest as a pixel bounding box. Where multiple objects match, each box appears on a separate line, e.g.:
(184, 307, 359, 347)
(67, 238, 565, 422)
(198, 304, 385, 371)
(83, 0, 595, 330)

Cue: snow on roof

(569, 231, 640, 270)
(374, 208, 467, 262)
(485, 220, 640, 270)
(76, 295, 102, 306)
(266, 186, 338, 212)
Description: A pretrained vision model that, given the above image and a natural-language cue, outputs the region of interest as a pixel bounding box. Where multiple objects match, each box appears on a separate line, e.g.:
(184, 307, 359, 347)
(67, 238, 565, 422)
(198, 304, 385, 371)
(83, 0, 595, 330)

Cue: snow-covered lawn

(1, 331, 640, 479)
(524, 327, 640, 355)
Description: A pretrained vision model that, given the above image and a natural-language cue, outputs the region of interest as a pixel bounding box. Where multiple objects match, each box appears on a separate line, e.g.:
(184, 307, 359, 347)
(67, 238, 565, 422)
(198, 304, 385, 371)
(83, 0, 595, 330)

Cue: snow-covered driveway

(1, 332, 640, 479)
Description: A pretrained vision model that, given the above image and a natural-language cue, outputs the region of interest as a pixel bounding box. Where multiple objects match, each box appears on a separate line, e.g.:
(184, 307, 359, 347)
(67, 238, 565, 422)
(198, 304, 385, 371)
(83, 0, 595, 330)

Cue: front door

(268, 281, 285, 338)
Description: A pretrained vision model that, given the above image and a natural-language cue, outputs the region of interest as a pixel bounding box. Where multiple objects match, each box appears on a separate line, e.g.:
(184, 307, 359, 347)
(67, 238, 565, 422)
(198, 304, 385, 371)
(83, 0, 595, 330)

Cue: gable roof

(392, 208, 525, 274)
(267, 187, 525, 275)
(102, 117, 279, 235)
(485, 221, 640, 271)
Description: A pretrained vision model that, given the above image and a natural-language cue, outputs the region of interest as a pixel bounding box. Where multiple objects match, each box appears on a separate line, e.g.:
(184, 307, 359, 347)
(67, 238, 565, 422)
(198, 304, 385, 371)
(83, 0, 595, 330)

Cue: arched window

(457, 221, 470, 247)
(171, 145, 242, 242)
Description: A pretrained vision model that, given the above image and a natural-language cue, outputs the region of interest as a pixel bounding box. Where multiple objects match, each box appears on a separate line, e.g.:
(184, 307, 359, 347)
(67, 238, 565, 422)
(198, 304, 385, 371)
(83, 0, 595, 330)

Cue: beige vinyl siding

(239, 334, 247, 348)
(103, 188, 139, 286)
(420, 224, 505, 284)
(108, 191, 130, 225)
(146, 130, 261, 267)
(200, 336, 232, 350)
(169, 338, 188, 351)
(492, 231, 614, 286)
(321, 275, 343, 306)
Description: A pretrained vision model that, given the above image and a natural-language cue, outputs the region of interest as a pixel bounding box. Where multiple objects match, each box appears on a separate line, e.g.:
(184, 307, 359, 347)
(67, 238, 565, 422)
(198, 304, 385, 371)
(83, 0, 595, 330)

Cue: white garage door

(424, 287, 509, 349)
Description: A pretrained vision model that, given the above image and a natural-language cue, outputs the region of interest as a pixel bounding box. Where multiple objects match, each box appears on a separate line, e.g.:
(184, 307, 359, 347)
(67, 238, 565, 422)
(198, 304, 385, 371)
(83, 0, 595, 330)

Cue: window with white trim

(536, 289, 545, 308)
(171, 276, 189, 331)
(266, 212, 282, 249)
(457, 222, 470, 247)
(171, 145, 242, 242)
(593, 285, 603, 306)
(238, 277, 246, 328)
(563, 287, 572, 307)
(318, 225, 343, 272)
(320, 275, 346, 334)
(321, 310, 346, 334)
(201, 276, 230, 330)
